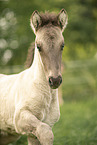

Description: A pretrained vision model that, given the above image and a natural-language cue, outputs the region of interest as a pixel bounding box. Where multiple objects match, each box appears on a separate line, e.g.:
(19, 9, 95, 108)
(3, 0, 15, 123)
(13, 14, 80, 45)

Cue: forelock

(39, 12, 60, 28)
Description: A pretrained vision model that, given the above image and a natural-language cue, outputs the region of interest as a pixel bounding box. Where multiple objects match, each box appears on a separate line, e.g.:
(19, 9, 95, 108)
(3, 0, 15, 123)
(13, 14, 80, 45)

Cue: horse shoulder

(0, 72, 28, 131)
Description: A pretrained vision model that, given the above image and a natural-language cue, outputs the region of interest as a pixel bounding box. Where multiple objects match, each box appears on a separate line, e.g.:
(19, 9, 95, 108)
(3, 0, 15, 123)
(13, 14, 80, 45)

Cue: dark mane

(40, 12, 60, 28)
(25, 42, 35, 68)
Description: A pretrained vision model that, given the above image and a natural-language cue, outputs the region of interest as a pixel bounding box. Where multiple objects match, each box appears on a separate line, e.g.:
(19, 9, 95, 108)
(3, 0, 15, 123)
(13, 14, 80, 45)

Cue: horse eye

(37, 45, 41, 52)
(61, 43, 65, 51)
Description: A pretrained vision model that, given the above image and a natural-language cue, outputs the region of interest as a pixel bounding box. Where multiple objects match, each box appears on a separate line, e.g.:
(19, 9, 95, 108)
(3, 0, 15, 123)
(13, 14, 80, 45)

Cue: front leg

(14, 107, 54, 145)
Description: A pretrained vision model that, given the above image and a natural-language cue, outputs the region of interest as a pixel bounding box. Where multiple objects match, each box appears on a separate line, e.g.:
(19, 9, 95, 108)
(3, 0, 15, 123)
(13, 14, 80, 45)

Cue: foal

(0, 9, 68, 145)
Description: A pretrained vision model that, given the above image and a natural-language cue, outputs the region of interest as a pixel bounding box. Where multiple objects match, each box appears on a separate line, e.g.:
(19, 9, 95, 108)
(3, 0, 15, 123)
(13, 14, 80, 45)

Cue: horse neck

(30, 47, 47, 82)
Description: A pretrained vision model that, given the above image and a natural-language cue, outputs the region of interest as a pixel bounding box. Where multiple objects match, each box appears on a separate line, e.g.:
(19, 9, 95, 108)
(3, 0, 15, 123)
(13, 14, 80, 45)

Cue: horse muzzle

(48, 75, 62, 89)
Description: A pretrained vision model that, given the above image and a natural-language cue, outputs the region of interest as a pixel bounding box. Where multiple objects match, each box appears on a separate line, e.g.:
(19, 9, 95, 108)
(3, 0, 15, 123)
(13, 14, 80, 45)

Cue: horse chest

(29, 85, 59, 126)
(34, 88, 52, 120)
(37, 89, 60, 127)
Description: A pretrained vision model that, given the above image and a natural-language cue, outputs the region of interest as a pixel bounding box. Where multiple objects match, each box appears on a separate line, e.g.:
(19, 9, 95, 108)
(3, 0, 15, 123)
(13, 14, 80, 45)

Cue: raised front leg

(14, 108, 54, 145)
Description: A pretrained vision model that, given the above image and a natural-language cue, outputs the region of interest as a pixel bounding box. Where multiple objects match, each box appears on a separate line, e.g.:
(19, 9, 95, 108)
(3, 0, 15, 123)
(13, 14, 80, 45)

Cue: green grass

(53, 99, 97, 145)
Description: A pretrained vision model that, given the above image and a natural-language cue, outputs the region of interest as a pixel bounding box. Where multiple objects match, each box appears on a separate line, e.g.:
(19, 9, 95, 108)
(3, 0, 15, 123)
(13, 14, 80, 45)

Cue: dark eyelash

(37, 45, 41, 51)
(61, 43, 65, 50)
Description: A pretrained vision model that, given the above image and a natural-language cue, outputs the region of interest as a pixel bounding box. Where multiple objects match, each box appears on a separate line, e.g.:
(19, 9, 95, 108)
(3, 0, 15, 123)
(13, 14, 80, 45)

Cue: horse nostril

(57, 75, 62, 85)
(60, 76, 62, 84)
(49, 77, 53, 86)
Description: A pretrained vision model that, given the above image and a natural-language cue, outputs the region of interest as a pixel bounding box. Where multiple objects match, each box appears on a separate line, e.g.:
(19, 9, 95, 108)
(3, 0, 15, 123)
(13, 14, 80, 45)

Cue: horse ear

(30, 10, 42, 34)
(57, 9, 68, 32)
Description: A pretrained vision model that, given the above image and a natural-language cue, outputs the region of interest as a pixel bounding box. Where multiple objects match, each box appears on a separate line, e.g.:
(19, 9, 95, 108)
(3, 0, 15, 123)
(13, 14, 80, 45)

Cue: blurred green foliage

(62, 59, 97, 102)
(0, 0, 97, 66)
